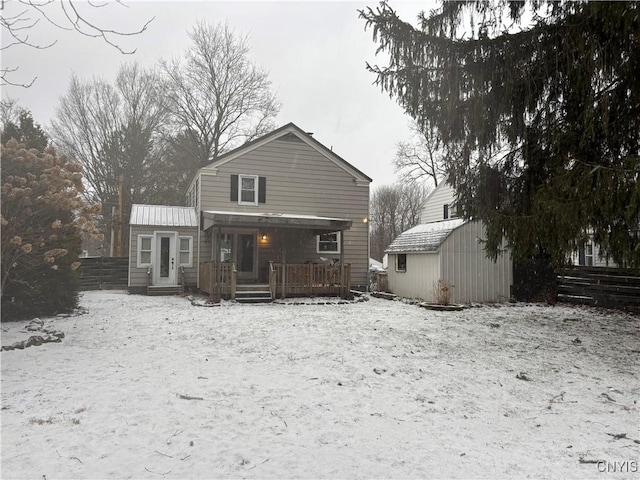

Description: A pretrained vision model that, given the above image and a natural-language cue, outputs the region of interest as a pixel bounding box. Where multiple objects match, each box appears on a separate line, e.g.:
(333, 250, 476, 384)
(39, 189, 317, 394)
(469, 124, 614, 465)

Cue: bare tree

(161, 21, 280, 165)
(1, 97, 21, 127)
(51, 62, 169, 254)
(1, 0, 153, 87)
(369, 182, 429, 261)
(394, 119, 447, 187)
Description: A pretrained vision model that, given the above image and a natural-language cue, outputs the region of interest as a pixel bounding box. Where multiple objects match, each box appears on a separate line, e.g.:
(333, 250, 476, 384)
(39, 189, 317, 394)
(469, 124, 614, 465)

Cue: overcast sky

(2, 1, 435, 189)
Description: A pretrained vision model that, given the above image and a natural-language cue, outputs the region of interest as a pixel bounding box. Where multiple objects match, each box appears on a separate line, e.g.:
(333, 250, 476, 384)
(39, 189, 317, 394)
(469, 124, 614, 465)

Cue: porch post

(280, 229, 286, 299)
(213, 226, 221, 302)
(339, 229, 345, 298)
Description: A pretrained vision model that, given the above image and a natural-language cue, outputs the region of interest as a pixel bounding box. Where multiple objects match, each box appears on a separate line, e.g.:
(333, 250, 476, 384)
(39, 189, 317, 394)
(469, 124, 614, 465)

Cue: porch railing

(199, 261, 236, 301)
(200, 262, 351, 300)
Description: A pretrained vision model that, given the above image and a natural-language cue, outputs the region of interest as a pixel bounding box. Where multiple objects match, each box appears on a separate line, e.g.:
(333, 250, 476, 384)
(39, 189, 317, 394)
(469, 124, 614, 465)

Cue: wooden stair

(147, 285, 184, 296)
(235, 284, 272, 303)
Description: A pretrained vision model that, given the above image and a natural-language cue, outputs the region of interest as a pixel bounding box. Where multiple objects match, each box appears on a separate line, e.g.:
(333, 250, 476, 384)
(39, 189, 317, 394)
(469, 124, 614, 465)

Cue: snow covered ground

(1, 291, 638, 479)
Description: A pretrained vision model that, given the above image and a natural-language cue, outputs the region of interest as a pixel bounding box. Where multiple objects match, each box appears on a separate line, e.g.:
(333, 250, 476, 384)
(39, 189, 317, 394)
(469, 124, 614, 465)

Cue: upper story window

(443, 202, 461, 220)
(231, 174, 267, 206)
(240, 175, 258, 205)
(317, 231, 340, 254)
(578, 241, 594, 266)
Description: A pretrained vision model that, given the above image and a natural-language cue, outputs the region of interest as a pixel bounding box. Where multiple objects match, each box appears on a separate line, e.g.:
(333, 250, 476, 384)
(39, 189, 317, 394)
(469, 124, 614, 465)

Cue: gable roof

(200, 122, 372, 184)
(385, 218, 466, 254)
(130, 204, 198, 227)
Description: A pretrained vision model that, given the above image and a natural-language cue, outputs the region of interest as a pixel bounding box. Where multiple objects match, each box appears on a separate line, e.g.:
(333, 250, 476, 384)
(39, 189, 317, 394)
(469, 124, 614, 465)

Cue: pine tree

(360, 1, 640, 268)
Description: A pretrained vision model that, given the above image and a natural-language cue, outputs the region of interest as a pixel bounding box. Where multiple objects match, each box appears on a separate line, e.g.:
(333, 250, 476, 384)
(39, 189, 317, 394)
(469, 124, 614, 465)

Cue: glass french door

(154, 233, 177, 285)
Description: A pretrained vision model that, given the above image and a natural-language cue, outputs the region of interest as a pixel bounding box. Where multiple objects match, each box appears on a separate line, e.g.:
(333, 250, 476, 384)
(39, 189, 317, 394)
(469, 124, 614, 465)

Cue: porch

(199, 210, 354, 301)
(198, 261, 352, 301)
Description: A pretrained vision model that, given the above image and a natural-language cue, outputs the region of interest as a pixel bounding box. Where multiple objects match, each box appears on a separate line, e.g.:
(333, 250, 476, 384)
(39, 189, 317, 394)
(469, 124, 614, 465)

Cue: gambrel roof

(199, 122, 372, 185)
(385, 218, 466, 254)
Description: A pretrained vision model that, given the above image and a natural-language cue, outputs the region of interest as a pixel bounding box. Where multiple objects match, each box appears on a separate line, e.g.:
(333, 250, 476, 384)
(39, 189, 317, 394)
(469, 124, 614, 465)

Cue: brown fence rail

(557, 266, 640, 312)
(79, 257, 128, 290)
(272, 263, 350, 298)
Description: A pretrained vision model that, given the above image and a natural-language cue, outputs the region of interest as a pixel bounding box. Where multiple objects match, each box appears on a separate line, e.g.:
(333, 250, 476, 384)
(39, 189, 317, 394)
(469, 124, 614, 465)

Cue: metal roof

(130, 204, 198, 227)
(202, 210, 352, 232)
(385, 218, 466, 254)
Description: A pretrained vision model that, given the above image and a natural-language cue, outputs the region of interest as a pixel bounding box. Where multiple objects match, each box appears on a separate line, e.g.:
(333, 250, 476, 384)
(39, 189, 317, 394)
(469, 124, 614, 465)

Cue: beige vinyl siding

(387, 253, 441, 301)
(200, 138, 370, 286)
(420, 183, 457, 223)
(129, 225, 199, 288)
(439, 221, 513, 303)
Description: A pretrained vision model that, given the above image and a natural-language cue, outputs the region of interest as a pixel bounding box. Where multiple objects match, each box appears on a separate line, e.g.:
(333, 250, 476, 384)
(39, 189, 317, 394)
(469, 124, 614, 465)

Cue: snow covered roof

(130, 204, 198, 227)
(385, 218, 466, 254)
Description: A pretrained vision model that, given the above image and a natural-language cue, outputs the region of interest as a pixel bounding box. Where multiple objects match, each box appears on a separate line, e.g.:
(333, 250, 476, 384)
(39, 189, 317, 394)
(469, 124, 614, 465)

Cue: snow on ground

(1, 291, 638, 479)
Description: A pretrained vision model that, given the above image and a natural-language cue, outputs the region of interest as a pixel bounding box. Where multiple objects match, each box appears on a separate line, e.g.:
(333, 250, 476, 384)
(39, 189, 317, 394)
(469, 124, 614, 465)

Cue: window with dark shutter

(258, 177, 266, 203)
(443, 204, 449, 220)
(230, 175, 238, 201)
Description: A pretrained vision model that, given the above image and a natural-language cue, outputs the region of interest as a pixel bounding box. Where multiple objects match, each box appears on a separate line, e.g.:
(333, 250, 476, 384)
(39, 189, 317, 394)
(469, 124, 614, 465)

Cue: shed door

(154, 233, 177, 285)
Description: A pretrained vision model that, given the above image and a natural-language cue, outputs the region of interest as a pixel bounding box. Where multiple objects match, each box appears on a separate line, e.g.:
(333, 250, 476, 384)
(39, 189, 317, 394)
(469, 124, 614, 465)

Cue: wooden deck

(200, 262, 351, 301)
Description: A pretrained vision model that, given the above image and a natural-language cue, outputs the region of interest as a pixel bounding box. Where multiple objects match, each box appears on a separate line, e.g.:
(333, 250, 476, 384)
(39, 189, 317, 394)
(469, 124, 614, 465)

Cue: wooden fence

(557, 266, 640, 312)
(79, 257, 128, 290)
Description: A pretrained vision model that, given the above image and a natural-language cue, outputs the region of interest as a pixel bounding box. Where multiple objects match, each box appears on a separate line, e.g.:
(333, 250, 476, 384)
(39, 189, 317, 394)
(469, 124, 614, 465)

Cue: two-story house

(385, 183, 513, 304)
(128, 123, 371, 300)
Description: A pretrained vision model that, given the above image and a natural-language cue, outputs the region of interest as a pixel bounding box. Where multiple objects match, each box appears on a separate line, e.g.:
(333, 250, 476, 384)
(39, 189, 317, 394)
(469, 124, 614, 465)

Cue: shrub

(1, 140, 100, 321)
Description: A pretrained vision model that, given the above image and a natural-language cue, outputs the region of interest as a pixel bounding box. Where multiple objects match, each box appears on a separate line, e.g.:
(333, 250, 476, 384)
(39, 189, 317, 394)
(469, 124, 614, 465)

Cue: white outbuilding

(385, 183, 513, 304)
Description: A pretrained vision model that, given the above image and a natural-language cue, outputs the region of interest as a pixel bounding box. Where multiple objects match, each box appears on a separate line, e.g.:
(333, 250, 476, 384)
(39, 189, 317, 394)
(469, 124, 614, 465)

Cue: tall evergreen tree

(360, 1, 640, 268)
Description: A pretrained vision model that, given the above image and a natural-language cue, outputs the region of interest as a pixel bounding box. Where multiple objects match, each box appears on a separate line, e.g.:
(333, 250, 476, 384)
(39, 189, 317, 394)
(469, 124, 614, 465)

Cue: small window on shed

(396, 254, 407, 272)
(178, 236, 193, 267)
(137, 235, 153, 268)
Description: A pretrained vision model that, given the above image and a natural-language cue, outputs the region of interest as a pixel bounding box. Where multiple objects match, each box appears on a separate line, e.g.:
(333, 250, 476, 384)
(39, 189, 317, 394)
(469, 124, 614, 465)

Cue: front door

(218, 231, 257, 282)
(237, 233, 256, 281)
(155, 233, 177, 285)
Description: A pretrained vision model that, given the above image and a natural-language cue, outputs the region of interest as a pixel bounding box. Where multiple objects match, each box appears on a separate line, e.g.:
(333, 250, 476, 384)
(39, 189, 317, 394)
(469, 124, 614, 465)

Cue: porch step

(235, 284, 272, 303)
(147, 285, 184, 296)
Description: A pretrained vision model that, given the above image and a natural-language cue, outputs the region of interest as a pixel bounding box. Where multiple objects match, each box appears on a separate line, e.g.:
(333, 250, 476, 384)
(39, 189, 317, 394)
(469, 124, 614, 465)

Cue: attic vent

(279, 132, 304, 143)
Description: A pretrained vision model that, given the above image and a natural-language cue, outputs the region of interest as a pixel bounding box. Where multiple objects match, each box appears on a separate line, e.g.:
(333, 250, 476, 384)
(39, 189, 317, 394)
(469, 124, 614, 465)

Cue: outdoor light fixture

(261, 234, 267, 241)
(363, 217, 368, 223)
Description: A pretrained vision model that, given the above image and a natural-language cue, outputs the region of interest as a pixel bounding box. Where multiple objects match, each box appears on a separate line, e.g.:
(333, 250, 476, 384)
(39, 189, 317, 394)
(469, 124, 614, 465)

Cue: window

(137, 235, 153, 268)
(239, 175, 258, 205)
(178, 236, 193, 267)
(396, 254, 407, 272)
(443, 204, 449, 220)
(317, 232, 340, 254)
(578, 242, 594, 266)
(220, 233, 232, 262)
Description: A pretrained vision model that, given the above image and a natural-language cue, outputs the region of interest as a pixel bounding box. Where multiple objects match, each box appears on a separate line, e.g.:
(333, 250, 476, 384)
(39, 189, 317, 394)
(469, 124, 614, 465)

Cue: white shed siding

(387, 253, 441, 301)
(440, 221, 512, 303)
(420, 183, 457, 223)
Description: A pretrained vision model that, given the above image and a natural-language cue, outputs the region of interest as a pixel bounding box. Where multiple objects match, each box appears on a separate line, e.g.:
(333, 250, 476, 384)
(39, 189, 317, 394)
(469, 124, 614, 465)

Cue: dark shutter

(443, 204, 449, 219)
(258, 176, 266, 203)
(230, 175, 238, 201)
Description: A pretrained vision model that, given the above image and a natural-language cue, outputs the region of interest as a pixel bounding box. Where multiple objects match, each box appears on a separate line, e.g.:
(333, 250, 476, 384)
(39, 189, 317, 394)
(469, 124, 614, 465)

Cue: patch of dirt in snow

(1, 291, 638, 479)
